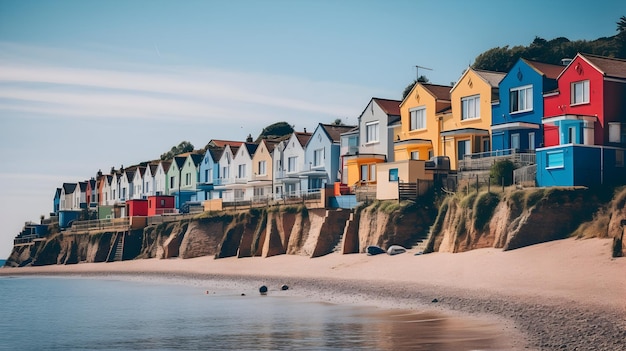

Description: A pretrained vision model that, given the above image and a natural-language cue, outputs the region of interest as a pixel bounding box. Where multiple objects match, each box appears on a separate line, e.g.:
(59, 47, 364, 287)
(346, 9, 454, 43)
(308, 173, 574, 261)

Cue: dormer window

(409, 107, 426, 130)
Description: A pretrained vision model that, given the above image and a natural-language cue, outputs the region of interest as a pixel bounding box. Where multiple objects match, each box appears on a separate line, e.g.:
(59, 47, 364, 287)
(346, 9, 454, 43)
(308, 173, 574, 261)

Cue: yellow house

(443, 68, 505, 170)
(250, 139, 279, 200)
(394, 83, 452, 161)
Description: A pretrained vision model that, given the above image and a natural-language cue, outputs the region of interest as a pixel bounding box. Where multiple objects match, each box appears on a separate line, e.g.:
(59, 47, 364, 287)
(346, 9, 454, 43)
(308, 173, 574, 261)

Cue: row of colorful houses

(53, 52, 626, 227)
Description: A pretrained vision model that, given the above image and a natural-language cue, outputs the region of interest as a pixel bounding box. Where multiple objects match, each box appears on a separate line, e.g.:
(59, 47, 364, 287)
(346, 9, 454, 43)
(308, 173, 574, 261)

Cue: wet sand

(2, 237, 625, 350)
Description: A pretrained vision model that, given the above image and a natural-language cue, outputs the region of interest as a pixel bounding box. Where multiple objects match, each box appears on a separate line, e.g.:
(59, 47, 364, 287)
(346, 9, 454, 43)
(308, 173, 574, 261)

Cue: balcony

(458, 148, 536, 172)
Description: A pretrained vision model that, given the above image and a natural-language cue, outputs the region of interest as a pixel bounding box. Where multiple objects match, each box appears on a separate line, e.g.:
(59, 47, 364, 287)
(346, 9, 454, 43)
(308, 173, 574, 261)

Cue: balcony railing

(458, 148, 536, 171)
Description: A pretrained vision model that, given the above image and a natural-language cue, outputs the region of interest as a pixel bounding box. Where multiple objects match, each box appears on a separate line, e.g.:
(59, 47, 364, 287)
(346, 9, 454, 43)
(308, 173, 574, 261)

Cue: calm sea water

(0, 275, 509, 351)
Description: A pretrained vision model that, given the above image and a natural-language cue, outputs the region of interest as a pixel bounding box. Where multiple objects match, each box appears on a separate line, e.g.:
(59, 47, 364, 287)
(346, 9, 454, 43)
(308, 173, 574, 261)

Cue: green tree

(160, 141, 194, 160)
(255, 121, 294, 142)
(490, 160, 515, 186)
(402, 75, 429, 100)
(617, 16, 626, 33)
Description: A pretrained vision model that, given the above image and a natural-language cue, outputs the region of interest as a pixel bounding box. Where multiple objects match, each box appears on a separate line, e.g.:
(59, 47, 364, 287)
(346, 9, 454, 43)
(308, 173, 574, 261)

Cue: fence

(514, 164, 537, 187)
(67, 217, 130, 232)
(459, 148, 536, 171)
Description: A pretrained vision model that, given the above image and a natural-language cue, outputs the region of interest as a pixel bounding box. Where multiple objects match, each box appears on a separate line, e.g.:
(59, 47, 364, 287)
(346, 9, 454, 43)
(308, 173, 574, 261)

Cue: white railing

(459, 148, 536, 171)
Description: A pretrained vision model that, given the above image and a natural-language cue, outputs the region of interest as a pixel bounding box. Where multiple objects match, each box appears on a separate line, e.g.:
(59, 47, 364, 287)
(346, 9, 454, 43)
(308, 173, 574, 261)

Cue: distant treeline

(472, 17, 626, 73)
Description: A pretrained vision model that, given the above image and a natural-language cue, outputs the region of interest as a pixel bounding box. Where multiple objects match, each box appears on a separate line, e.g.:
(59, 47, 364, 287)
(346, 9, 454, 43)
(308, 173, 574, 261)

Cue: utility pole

(415, 65, 433, 81)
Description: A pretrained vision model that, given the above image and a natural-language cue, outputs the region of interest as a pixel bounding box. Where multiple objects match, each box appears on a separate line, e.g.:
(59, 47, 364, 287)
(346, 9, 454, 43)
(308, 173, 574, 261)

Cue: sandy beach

(3, 237, 625, 350)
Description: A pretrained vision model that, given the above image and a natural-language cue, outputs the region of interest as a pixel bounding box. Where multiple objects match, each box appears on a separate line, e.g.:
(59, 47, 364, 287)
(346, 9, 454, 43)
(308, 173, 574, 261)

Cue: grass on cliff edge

(572, 185, 626, 239)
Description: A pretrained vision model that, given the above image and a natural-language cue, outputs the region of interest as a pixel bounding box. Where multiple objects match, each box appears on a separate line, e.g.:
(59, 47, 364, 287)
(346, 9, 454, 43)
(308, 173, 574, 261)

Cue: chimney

(560, 58, 573, 66)
(246, 134, 253, 143)
(304, 128, 307, 133)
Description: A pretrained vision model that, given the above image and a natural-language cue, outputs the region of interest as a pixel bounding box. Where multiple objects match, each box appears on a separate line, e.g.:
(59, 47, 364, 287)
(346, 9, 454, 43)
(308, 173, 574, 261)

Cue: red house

(536, 53, 626, 187)
(147, 195, 176, 216)
(543, 53, 626, 147)
(127, 199, 148, 217)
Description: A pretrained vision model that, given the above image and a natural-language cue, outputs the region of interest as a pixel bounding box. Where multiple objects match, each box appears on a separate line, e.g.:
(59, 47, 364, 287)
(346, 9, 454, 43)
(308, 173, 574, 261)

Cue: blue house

(491, 58, 564, 152)
(196, 147, 223, 201)
(53, 188, 61, 216)
(301, 123, 355, 192)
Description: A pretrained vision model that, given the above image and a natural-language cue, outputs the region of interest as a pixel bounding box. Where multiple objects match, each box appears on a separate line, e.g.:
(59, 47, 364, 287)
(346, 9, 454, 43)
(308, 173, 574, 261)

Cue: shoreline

(3, 237, 626, 350)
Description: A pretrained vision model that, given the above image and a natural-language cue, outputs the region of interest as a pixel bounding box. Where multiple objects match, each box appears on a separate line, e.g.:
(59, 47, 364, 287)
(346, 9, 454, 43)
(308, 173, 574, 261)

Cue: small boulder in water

(259, 285, 268, 295)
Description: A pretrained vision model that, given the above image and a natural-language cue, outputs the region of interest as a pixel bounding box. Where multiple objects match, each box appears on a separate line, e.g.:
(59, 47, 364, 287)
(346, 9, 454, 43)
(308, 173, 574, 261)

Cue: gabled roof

(189, 153, 204, 166)
(148, 163, 159, 175)
(421, 83, 453, 100)
(88, 178, 96, 189)
(474, 69, 506, 87)
(172, 156, 186, 170)
(78, 181, 87, 192)
(160, 160, 172, 173)
(206, 147, 224, 162)
(62, 183, 77, 194)
(579, 53, 626, 79)
(124, 169, 136, 181)
(207, 139, 244, 148)
(372, 98, 401, 116)
(54, 188, 61, 198)
(244, 142, 258, 157)
(294, 131, 312, 147)
(523, 59, 565, 80)
(320, 124, 358, 143)
(260, 139, 280, 153)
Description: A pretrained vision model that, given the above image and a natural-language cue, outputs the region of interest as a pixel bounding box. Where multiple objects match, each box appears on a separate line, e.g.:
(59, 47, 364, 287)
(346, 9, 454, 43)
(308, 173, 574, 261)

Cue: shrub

(490, 160, 515, 186)
(473, 192, 501, 230)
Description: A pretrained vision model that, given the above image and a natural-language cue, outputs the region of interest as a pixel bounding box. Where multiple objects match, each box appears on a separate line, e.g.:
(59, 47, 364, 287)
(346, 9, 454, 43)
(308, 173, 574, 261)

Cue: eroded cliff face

(354, 201, 435, 252)
(428, 188, 604, 253)
(7, 186, 623, 267)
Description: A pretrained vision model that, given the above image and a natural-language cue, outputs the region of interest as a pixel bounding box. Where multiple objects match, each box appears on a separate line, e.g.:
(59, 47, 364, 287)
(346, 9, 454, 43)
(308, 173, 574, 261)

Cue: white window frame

(365, 121, 379, 143)
(287, 156, 297, 173)
(509, 85, 533, 113)
(461, 95, 480, 120)
(238, 164, 246, 178)
(410, 151, 419, 160)
(571, 80, 589, 105)
(409, 107, 426, 130)
(313, 149, 324, 167)
(258, 160, 266, 176)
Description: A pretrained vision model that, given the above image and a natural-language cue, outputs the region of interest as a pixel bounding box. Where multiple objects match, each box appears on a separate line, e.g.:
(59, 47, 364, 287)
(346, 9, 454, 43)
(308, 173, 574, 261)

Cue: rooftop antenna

(415, 65, 433, 81)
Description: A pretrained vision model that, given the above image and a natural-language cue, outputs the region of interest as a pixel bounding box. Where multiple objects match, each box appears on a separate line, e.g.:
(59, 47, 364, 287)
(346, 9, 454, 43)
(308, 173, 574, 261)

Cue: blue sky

(0, 0, 623, 257)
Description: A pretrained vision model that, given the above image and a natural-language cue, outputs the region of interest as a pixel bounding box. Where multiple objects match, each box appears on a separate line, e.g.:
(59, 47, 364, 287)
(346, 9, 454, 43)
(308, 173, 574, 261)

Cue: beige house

(376, 160, 433, 200)
(250, 139, 279, 201)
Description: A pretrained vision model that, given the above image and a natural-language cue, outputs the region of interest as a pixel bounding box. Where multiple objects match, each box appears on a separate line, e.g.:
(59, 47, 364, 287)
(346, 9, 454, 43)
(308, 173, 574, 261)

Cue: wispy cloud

(0, 42, 385, 125)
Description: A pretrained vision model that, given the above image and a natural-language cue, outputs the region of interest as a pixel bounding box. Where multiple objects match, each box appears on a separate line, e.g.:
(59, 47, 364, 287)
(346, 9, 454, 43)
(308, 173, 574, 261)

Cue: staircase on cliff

(412, 225, 433, 253)
(107, 231, 125, 262)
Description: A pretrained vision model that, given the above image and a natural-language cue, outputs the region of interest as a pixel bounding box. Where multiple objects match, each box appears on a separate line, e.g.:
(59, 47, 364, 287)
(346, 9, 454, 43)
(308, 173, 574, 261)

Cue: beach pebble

(281, 284, 289, 291)
(259, 285, 268, 295)
(431, 298, 439, 303)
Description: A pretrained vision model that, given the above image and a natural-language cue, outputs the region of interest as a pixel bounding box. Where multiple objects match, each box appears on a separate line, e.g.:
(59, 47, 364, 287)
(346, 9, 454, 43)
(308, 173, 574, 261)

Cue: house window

(511, 134, 520, 150)
(313, 149, 324, 167)
(222, 166, 229, 179)
(369, 164, 376, 181)
(185, 173, 191, 185)
(410, 151, 419, 160)
(457, 140, 471, 160)
(258, 160, 266, 175)
(160, 199, 165, 206)
(568, 126, 577, 144)
(389, 168, 399, 182)
(238, 164, 246, 178)
(571, 80, 589, 105)
(509, 85, 533, 113)
(529, 132, 535, 151)
(360, 165, 368, 181)
(410, 108, 426, 130)
(205, 170, 209, 182)
(609, 123, 626, 143)
(546, 150, 564, 169)
(170, 176, 175, 189)
(366, 121, 379, 143)
(461, 95, 480, 120)
(288, 156, 297, 172)
(616, 150, 625, 168)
